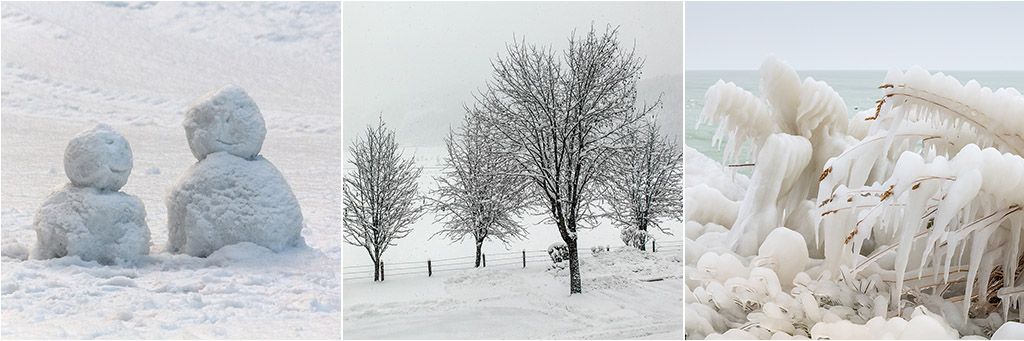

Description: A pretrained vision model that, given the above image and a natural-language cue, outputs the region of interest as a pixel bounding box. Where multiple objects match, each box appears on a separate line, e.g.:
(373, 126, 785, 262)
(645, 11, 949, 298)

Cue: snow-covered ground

(1, 2, 340, 338)
(344, 247, 685, 339)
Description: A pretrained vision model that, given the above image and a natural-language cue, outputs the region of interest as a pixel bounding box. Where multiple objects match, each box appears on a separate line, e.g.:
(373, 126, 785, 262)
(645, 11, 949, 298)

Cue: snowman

(32, 124, 151, 265)
(166, 85, 304, 257)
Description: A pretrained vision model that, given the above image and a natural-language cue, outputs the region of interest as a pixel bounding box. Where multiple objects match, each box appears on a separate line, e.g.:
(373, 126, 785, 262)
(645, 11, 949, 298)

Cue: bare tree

(478, 25, 660, 294)
(343, 119, 424, 281)
(429, 108, 532, 267)
(601, 120, 683, 251)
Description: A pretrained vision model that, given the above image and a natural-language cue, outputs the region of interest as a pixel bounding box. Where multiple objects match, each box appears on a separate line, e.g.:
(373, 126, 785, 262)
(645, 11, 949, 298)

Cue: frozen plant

(477, 24, 660, 294)
(166, 85, 304, 257)
(688, 54, 1024, 339)
(429, 107, 531, 268)
(600, 120, 683, 251)
(343, 119, 425, 281)
(33, 124, 150, 265)
(817, 67, 1024, 321)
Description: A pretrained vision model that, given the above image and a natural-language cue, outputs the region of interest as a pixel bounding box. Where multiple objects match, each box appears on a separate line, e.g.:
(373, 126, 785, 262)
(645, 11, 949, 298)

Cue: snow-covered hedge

(548, 242, 568, 264)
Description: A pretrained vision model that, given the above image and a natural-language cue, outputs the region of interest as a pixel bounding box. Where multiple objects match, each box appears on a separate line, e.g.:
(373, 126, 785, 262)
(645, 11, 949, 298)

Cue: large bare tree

(343, 119, 424, 281)
(429, 108, 532, 267)
(478, 25, 660, 294)
(600, 120, 683, 251)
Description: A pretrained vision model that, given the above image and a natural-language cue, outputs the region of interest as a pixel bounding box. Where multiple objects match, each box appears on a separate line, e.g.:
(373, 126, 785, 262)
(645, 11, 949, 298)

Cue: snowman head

(64, 124, 133, 191)
(183, 85, 267, 161)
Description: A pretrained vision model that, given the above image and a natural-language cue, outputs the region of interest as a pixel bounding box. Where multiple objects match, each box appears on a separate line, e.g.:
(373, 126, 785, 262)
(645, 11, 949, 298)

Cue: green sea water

(685, 70, 1024, 164)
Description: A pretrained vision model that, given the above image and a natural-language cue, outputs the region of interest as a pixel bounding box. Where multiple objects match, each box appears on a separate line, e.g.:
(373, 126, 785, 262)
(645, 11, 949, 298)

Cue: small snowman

(32, 124, 151, 265)
(166, 85, 304, 257)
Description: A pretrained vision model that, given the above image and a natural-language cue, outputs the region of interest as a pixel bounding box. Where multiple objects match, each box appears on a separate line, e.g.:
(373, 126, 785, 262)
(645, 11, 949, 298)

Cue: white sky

(343, 2, 683, 148)
(686, 1, 1024, 70)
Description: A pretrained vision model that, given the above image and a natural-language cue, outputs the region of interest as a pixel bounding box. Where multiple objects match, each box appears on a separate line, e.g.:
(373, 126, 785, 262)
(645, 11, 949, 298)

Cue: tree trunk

(373, 257, 381, 281)
(567, 236, 581, 294)
(638, 220, 648, 251)
(475, 239, 483, 268)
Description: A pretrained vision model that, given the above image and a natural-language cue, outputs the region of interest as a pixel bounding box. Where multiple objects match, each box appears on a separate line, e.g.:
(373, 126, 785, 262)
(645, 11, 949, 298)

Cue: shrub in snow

(548, 242, 568, 264)
(166, 85, 303, 257)
(620, 227, 653, 250)
(591, 245, 610, 256)
(33, 124, 150, 265)
(183, 84, 266, 161)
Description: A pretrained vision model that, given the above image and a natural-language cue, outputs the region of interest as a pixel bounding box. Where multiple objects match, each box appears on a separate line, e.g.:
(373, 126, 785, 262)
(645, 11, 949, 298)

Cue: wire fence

(343, 239, 683, 282)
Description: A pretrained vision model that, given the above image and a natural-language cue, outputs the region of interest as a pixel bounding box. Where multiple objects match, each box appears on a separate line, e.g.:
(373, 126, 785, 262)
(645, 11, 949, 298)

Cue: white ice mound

(32, 184, 150, 265)
(756, 227, 808, 290)
(64, 124, 133, 191)
(166, 152, 304, 257)
(993, 321, 1024, 340)
(183, 85, 267, 160)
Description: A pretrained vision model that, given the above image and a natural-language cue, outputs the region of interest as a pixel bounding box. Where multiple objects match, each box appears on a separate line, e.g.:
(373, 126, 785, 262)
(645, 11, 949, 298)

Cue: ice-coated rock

(166, 152, 304, 257)
(32, 184, 150, 265)
(64, 124, 133, 191)
(183, 84, 267, 161)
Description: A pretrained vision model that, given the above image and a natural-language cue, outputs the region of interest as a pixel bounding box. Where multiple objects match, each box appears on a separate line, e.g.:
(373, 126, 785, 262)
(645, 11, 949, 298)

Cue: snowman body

(33, 124, 150, 264)
(166, 85, 304, 257)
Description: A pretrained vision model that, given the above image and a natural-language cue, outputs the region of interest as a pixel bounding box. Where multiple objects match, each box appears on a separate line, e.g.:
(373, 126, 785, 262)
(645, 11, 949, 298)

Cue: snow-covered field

(1, 2, 340, 338)
(344, 248, 685, 339)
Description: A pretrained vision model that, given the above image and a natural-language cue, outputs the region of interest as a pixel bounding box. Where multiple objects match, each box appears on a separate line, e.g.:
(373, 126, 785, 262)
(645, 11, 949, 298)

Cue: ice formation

(686, 54, 1024, 339)
(33, 124, 150, 264)
(167, 86, 303, 257)
(183, 84, 267, 160)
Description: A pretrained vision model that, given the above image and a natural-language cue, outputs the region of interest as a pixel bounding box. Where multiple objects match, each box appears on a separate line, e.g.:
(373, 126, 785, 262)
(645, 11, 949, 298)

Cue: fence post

(381, 261, 385, 281)
(653, 240, 656, 253)
(428, 259, 432, 277)
(522, 250, 526, 268)
(483, 253, 486, 267)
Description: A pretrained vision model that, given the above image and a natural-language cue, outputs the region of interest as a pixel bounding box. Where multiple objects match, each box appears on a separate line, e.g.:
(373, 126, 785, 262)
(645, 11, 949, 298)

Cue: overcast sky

(686, 2, 1024, 70)
(343, 2, 683, 148)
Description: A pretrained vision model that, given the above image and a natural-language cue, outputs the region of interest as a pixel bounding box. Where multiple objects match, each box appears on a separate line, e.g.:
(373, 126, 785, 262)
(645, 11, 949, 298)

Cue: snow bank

(32, 184, 149, 265)
(63, 124, 133, 191)
(183, 84, 266, 161)
(166, 152, 304, 257)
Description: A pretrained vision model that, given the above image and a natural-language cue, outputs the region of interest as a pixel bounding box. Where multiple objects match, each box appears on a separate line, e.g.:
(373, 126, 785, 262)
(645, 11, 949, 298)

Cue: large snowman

(166, 85, 304, 257)
(33, 124, 150, 265)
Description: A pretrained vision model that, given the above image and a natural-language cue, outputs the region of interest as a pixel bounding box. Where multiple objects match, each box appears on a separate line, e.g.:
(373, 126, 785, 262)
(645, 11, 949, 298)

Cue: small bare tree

(478, 25, 659, 294)
(429, 108, 531, 267)
(343, 119, 424, 281)
(601, 120, 683, 251)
